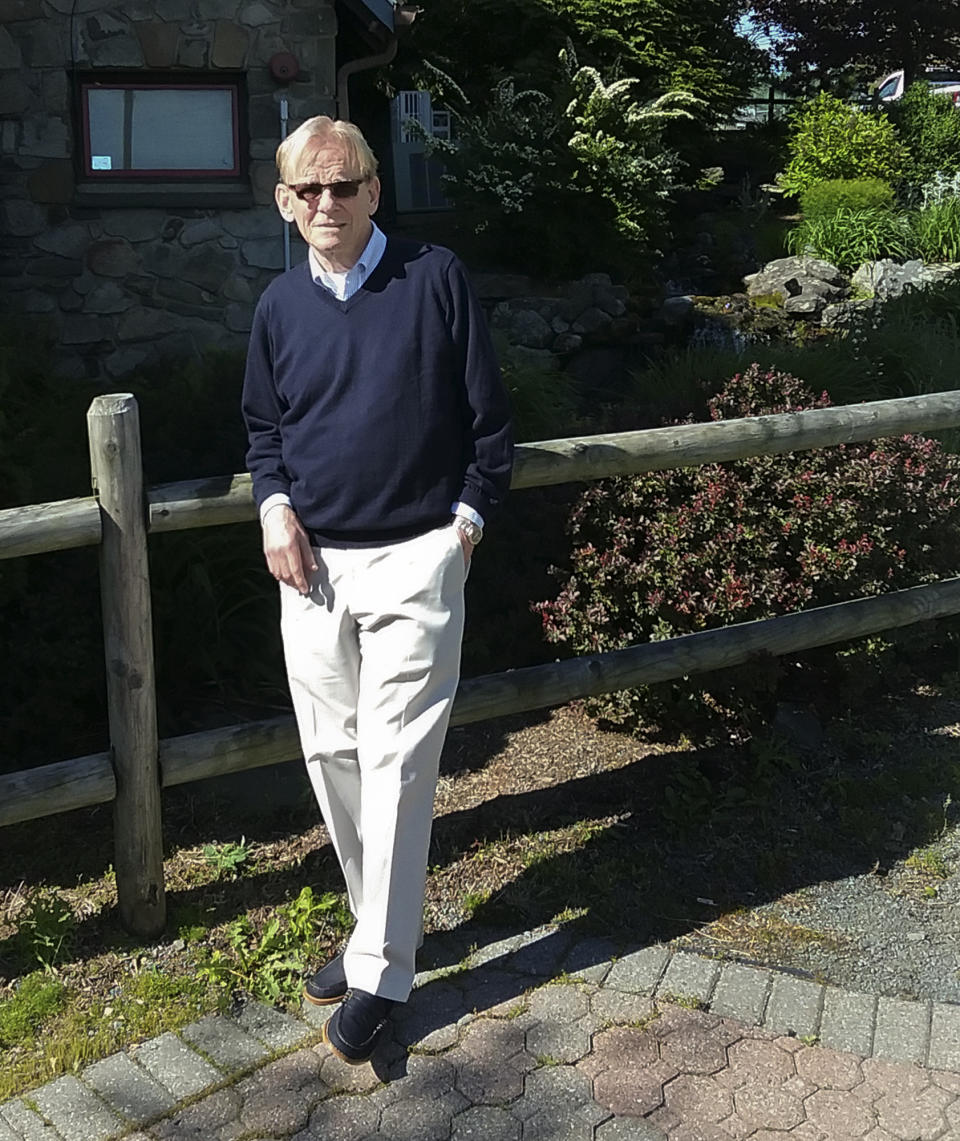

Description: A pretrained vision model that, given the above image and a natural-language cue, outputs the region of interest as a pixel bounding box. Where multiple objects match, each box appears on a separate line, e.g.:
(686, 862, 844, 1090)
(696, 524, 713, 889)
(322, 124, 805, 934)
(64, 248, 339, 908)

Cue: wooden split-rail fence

(4, 390, 960, 937)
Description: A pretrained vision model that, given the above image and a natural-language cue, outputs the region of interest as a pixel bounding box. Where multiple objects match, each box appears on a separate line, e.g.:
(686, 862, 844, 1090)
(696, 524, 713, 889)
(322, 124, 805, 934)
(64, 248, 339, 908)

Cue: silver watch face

(454, 518, 482, 545)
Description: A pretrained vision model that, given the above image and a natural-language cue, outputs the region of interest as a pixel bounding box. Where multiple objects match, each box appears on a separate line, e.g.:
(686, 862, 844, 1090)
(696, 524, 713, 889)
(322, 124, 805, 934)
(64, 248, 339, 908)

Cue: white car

(876, 68, 960, 105)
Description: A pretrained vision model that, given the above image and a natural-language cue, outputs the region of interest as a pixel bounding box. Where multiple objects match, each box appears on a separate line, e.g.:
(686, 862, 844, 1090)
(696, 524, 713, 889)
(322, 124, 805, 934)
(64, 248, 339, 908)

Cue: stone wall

(0, 0, 335, 378)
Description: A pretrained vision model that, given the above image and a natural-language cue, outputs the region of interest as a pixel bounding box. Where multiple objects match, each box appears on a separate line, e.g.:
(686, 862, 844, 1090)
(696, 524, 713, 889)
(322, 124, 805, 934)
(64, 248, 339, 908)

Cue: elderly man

(242, 116, 513, 1064)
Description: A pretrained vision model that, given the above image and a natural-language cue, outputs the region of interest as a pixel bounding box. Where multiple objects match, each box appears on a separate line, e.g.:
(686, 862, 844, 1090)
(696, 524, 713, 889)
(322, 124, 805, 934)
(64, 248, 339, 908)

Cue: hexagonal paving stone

(587, 1026, 659, 1075)
(521, 1101, 606, 1141)
(301, 1094, 380, 1140)
(318, 1049, 384, 1094)
(593, 1059, 680, 1117)
(461, 1017, 527, 1060)
(662, 1073, 734, 1125)
(718, 1038, 796, 1090)
(451, 1105, 521, 1140)
(659, 1021, 731, 1076)
(649, 1005, 723, 1041)
(526, 1015, 593, 1065)
(734, 1082, 805, 1132)
(875, 1083, 954, 1141)
(858, 1058, 931, 1100)
(379, 1092, 466, 1141)
(669, 1125, 735, 1141)
(795, 1045, 864, 1091)
(803, 1089, 876, 1137)
(515, 1065, 595, 1121)
(594, 1119, 668, 1141)
(453, 1043, 534, 1105)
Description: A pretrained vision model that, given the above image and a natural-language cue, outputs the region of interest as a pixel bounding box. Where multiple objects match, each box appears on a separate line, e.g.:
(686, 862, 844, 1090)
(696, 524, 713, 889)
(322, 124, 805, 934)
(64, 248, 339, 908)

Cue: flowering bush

(536, 365, 960, 735)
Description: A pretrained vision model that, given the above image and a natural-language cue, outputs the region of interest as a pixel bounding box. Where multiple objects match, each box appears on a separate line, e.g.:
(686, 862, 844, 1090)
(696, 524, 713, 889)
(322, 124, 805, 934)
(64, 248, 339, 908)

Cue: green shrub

(800, 178, 894, 219)
(913, 198, 960, 263)
(536, 364, 960, 737)
(785, 206, 917, 272)
(778, 93, 906, 198)
(889, 82, 960, 196)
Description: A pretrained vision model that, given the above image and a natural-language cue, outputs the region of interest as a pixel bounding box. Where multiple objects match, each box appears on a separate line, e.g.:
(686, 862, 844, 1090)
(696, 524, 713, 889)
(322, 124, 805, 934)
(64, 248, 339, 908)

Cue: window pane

(87, 87, 236, 173)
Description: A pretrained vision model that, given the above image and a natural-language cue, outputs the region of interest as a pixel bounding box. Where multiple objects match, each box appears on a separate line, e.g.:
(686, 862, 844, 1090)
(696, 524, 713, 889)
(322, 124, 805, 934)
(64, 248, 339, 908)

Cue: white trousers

(280, 523, 466, 1001)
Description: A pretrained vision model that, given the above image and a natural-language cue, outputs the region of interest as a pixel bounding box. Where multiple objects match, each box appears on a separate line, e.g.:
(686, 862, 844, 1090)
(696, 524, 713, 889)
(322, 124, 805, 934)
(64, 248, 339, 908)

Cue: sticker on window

(91, 155, 112, 170)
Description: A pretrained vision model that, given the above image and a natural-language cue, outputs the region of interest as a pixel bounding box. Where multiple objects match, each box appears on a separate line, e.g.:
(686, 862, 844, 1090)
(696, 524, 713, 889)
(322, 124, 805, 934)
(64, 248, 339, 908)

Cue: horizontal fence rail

(4, 573, 960, 829)
(5, 390, 960, 558)
(5, 388, 960, 933)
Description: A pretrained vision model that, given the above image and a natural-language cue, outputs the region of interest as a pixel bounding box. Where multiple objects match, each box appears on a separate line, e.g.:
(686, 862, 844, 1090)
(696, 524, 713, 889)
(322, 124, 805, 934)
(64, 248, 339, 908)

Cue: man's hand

(456, 526, 473, 568)
(262, 505, 317, 594)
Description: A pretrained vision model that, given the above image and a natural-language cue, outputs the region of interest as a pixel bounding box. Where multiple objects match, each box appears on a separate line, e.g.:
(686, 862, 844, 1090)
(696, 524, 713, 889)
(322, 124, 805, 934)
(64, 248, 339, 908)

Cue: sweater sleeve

(241, 295, 292, 510)
(446, 255, 514, 522)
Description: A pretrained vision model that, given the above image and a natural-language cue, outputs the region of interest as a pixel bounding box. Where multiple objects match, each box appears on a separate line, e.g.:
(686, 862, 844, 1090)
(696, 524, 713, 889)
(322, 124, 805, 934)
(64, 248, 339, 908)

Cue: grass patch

(0, 973, 65, 1049)
(0, 969, 214, 1103)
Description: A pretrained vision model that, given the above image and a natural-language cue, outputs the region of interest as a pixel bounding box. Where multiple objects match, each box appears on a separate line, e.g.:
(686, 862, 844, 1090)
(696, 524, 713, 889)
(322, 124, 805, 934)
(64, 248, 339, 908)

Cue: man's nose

(317, 186, 341, 209)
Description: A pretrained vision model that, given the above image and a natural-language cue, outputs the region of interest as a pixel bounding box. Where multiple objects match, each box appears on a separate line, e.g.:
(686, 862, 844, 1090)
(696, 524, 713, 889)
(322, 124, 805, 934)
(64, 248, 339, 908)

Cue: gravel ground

(430, 689, 960, 1008)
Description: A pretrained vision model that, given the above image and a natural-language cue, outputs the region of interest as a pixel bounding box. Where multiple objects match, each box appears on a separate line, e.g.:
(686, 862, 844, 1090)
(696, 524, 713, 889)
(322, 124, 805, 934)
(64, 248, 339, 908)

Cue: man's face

(275, 139, 380, 273)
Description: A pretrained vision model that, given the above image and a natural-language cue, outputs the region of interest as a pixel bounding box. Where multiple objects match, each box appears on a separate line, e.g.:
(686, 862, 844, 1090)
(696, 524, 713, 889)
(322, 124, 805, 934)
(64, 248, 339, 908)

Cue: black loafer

(303, 951, 348, 1006)
(322, 988, 395, 1064)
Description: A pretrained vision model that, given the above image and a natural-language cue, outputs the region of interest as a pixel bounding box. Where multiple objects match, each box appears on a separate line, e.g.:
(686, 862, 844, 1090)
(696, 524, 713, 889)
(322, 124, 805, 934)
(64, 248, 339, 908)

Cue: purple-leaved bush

(536, 364, 960, 735)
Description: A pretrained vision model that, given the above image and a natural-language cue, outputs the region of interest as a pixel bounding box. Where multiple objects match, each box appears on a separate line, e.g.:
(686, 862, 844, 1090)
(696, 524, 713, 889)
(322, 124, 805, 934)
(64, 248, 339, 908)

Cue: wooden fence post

(87, 394, 166, 938)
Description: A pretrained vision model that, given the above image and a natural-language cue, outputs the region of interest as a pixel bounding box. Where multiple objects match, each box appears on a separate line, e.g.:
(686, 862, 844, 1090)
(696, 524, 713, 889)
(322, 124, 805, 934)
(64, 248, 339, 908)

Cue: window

(877, 76, 901, 100)
(74, 72, 250, 206)
(390, 91, 452, 212)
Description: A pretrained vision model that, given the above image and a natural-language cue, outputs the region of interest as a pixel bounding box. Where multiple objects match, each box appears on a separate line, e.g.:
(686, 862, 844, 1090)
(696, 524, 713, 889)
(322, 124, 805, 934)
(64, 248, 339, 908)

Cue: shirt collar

(308, 221, 386, 286)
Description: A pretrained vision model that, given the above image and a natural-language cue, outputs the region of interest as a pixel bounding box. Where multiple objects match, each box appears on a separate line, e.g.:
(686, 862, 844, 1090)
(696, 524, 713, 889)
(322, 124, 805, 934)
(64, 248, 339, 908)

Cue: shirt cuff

(260, 493, 292, 524)
(451, 501, 484, 530)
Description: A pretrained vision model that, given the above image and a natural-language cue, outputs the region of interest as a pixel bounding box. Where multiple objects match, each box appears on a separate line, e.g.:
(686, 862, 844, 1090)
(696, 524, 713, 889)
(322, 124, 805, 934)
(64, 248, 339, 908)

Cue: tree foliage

(395, 0, 759, 121)
(422, 51, 702, 273)
(751, 0, 960, 91)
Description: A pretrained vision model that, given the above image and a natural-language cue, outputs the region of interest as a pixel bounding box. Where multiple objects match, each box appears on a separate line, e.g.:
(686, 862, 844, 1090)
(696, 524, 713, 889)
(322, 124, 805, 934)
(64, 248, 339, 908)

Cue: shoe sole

(302, 984, 347, 1007)
(322, 1018, 375, 1065)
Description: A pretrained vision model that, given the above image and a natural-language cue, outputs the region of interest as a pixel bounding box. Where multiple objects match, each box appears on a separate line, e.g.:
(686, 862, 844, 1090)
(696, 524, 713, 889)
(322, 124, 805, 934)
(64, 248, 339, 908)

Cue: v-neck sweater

(242, 237, 513, 544)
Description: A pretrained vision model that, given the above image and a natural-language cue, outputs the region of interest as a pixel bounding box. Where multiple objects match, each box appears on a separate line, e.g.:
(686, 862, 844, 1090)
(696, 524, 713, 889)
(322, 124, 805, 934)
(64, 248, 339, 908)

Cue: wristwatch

(453, 516, 483, 546)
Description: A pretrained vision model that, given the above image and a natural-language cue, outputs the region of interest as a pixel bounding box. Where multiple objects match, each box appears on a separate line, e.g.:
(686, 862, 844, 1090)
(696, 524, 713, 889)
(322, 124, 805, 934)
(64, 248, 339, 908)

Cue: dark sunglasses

(286, 179, 364, 202)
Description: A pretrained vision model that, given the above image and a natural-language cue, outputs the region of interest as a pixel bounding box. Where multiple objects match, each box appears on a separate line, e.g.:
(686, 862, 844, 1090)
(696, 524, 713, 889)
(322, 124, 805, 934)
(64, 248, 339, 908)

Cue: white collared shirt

(308, 222, 387, 300)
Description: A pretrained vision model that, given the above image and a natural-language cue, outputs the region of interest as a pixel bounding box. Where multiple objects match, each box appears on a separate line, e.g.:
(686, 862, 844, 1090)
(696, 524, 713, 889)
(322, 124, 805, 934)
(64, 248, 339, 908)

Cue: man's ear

(367, 176, 381, 217)
(275, 182, 296, 222)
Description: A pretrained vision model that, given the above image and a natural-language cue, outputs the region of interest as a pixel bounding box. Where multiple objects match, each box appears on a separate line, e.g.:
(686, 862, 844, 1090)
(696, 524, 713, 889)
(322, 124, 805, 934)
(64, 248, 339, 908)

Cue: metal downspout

(336, 36, 397, 122)
(280, 96, 291, 272)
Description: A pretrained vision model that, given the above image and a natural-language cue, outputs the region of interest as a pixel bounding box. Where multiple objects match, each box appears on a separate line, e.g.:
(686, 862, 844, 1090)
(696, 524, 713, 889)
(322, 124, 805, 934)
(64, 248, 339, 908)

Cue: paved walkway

(3, 926, 960, 1140)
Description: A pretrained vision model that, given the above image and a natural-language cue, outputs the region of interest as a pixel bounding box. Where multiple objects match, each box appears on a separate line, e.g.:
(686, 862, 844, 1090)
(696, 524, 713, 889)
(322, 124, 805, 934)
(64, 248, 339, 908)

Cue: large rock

(744, 255, 846, 317)
(491, 302, 554, 350)
(852, 259, 960, 299)
(745, 256, 844, 297)
(821, 298, 878, 328)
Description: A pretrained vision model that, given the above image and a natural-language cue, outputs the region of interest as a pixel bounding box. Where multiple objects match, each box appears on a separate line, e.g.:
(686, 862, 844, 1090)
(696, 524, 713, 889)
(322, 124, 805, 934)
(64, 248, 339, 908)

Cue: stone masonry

(0, 0, 336, 378)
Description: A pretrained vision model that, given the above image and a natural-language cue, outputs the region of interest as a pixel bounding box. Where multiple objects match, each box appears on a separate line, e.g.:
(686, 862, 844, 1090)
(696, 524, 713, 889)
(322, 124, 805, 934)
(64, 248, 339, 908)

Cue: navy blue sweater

(242, 238, 513, 543)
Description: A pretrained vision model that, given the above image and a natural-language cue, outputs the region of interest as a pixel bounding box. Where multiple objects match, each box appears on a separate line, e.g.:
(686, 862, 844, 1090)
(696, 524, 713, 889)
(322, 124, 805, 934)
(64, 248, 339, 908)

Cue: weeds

(202, 839, 251, 881)
(905, 848, 951, 879)
(13, 890, 76, 973)
(196, 886, 351, 1005)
